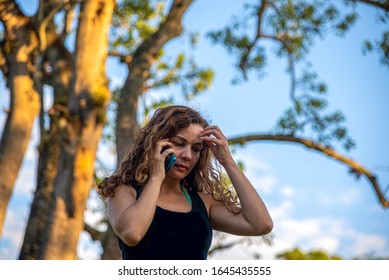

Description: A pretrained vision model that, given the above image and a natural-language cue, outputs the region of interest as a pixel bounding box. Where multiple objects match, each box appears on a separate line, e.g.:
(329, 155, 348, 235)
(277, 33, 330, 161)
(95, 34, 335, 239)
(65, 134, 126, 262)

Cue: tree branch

(132, 0, 193, 65)
(0, 47, 8, 79)
(37, 1, 62, 52)
(239, 0, 268, 77)
(208, 237, 247, 256)
(228, 133, 389, 208)
(108, 50, 133, 64)
(84, 222, 104, 242)
(354, 0, 389, 12)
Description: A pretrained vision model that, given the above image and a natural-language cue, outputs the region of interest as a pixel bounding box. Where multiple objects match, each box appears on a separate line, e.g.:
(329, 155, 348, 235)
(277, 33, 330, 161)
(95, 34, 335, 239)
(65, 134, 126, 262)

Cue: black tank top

(118, 184, 213, 260)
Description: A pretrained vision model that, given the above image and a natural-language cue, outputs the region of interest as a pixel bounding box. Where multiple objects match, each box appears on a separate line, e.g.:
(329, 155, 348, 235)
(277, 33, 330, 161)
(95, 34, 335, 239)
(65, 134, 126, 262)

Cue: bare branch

(84, 222, 104, 242)
(133, 0, 193, 63)
(0, 47, 8, 79)
(108, 50, 133, 64)
(37, 1, 62, 52)
(354, 0, 389, 12)
(239, 0, 268, 76)
(228, 133, 389, 208)
(208, 237, 247, 256)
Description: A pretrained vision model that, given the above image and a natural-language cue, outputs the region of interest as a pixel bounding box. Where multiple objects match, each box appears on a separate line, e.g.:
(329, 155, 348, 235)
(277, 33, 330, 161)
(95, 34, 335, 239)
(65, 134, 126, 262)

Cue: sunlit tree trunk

(0, 1, 40, 238)
(19, 38, 73, 259)
(36, 0, 114, 259)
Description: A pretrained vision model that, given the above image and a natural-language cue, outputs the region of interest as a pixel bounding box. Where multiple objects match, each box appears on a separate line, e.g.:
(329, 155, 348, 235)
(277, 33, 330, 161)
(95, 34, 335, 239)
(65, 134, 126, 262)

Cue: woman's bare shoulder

(108, 182, 137, 202)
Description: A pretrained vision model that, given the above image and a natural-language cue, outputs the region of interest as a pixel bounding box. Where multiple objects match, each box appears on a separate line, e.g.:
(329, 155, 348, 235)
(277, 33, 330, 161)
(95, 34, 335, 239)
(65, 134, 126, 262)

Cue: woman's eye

(173, 142, 184, 147)
(193, 147, 202, 153)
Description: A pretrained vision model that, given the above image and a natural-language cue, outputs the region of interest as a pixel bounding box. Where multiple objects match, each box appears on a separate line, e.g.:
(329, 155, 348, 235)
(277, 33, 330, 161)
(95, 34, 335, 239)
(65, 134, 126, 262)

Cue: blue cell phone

(161, 146, 176, 173)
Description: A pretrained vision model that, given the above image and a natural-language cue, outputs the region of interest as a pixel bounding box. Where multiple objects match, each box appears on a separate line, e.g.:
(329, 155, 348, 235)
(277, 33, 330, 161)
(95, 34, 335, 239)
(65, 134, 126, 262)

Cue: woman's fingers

(201, 126, 227, 147)
(156, 139, 174, 158)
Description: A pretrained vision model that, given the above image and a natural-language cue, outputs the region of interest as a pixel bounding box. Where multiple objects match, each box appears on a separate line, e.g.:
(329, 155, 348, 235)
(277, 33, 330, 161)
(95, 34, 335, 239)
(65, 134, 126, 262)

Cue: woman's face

(166, 124, 204, 179)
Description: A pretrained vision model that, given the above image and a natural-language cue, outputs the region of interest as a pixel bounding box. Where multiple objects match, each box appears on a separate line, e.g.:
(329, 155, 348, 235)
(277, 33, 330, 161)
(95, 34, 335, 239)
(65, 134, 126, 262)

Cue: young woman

(98, 105, 273, 260)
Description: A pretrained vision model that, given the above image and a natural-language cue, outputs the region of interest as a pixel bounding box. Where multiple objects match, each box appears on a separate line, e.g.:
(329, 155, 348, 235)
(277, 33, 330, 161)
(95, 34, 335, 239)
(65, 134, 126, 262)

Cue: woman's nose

(179, 146, 192, 160)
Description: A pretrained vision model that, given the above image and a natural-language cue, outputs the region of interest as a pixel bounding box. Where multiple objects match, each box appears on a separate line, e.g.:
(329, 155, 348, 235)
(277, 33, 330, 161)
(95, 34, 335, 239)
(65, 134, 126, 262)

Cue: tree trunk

(116, 0, 193, 163)
(0, 0, 40, 237)
(100, 223, 122, 260)
(18, 118, 61, 259)
(19, 41, 73, 259)
(37, 0, 114, 259)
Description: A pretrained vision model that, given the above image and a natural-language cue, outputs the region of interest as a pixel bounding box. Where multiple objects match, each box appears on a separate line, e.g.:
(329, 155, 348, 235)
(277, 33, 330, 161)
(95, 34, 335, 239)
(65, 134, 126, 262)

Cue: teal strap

(180, 185, 192, 205)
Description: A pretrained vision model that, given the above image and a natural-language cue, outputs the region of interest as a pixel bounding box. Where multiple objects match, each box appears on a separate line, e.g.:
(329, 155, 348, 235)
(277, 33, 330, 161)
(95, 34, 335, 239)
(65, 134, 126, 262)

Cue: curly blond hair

(98, 105, 238, 209)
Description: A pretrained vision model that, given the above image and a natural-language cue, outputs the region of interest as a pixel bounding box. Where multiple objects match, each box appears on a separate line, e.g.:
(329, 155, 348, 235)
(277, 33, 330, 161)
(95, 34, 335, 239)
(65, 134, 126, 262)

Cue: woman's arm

(107, 177, 163, 246)
(200, 126, 273, 236)
(107, 140, 173, 246)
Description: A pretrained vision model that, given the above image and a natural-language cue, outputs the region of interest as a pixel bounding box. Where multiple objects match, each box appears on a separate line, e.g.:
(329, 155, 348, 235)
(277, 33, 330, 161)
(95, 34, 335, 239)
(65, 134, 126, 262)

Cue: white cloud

(208, 193, 389, 260)
(77, 232, 102, 260)
(268, 200, 294, 220)
(209, 215, 347, 259)
(255, 176, 278, 194)
(236, 153, 271, 173)
(233, 152, 277, 194)
(280, 185, 295, 198)
(316, 187, 363, 207)
(305, 236, 340, 254)
(341, 229, 389, 258)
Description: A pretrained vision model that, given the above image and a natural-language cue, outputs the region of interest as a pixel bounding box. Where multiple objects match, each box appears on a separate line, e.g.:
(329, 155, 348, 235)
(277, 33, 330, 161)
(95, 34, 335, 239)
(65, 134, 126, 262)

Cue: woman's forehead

(173, 124, 204, 144)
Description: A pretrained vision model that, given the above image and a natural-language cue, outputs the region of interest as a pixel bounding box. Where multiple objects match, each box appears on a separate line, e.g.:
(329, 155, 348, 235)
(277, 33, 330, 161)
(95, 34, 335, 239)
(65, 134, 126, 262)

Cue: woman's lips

(174, 164, 188, 171)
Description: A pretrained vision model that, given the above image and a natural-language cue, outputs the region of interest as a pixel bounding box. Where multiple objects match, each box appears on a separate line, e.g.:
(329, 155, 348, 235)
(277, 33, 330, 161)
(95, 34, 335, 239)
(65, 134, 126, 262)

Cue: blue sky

(0, 0, 388, 260)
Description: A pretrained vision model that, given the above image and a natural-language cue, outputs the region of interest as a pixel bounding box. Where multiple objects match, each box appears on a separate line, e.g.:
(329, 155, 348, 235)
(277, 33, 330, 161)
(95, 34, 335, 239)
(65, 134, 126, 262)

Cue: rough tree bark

(34, 0, 114, 259)
(19, 29, 73, 259)
(0, 0, 40, 237)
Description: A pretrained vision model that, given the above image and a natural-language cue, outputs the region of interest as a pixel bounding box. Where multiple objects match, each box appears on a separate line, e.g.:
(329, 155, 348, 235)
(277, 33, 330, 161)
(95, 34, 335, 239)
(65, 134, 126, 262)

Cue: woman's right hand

(151, 139, 174, 180)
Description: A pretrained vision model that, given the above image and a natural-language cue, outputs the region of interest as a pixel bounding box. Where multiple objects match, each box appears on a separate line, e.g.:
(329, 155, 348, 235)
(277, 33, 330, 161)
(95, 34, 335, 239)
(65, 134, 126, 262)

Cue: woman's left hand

(200, 125, 233, 166)
(201, 125, 274, 237)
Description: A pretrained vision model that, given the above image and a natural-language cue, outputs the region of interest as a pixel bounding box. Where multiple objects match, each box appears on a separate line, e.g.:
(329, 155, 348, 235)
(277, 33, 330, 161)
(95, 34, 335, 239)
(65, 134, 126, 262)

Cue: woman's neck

(160, 177, 181, 194)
